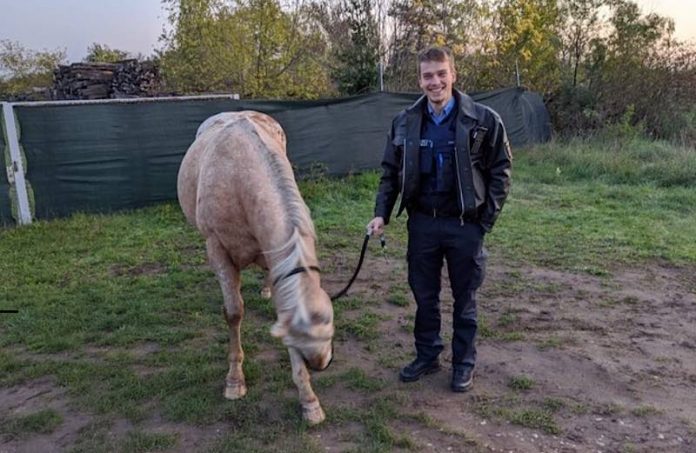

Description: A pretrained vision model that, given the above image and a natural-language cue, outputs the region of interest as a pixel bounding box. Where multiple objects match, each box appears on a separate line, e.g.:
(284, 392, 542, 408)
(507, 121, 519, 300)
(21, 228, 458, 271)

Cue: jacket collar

(406, 89, 479, 121)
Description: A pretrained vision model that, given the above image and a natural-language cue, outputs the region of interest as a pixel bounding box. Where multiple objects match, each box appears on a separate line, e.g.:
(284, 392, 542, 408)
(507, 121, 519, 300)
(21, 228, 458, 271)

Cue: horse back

(177, 112, 294, 267)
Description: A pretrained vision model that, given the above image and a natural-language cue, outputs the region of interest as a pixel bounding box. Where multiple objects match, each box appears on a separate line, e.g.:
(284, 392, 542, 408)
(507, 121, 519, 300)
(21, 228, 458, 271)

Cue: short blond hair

(417, 46, 456, 75)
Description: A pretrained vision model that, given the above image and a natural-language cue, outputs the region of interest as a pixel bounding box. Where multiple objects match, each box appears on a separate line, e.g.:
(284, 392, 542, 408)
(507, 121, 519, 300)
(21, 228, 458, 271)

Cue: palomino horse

(177, 111, 334, 425)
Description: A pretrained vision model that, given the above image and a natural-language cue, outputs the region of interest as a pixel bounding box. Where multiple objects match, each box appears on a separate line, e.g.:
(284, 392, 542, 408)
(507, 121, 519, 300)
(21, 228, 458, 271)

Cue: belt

(412, 205, 460, 218)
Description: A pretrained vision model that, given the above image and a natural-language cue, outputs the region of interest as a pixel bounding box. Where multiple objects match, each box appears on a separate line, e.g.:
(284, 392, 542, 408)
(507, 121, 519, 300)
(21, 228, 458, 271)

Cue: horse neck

(264, 225, 315, 274)
(258, 186, 316, 274)
(265, 225, 318, 319)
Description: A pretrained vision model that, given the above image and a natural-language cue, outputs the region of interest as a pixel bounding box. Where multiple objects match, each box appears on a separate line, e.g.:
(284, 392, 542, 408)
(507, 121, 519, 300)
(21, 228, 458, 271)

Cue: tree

(492, 0, 562, 94)
(84, 43, 131, 63)
(386, 0, 483, 91)
(606, 0, 673, 60)
(157, 0, 227, 93)
(0, 40, 66, 99)
(332, 0, 380, 95)
(593, 0, 683, 132)
(558, 0, 604, 87)
(549, 0, 696, 139)
(158, 0, 334, 98)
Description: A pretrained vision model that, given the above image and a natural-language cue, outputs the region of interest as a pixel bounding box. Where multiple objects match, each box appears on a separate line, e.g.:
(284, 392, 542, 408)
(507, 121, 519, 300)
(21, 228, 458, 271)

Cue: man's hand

(366, 217, 385, 236)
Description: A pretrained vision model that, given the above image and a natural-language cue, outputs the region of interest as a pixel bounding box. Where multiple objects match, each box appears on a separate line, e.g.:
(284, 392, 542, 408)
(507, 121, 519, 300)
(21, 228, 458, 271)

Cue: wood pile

(111, 59, 161, 98)
(52, 60, 162, 100)
(52, 63, 118, 100)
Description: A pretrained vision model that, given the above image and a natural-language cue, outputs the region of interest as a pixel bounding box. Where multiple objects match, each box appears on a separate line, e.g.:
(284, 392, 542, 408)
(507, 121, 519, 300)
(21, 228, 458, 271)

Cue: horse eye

(310, 312, 330, 325)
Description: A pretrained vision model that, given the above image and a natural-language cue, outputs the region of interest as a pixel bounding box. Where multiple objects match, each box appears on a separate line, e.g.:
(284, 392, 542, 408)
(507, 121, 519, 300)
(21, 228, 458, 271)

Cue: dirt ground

(2, 253, 695, 452)
(322, 252, 695, 452)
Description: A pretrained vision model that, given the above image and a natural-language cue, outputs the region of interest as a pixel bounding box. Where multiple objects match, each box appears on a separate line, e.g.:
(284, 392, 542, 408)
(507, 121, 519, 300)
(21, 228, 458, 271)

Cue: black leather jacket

(374, 90, 512, 232)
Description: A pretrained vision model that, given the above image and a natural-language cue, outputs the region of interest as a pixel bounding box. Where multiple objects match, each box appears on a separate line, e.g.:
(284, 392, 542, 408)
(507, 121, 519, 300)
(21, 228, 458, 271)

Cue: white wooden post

(2, 102, 32, 225)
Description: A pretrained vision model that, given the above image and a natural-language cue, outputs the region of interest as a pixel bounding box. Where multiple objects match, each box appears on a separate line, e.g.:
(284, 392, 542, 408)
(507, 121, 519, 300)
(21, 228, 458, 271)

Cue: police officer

(367, 46, 512, 392)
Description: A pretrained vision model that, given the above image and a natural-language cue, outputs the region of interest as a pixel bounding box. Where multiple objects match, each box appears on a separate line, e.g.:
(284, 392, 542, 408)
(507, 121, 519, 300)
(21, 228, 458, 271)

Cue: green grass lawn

(497, 136, 696, 270)
(0, 136, 694, 450)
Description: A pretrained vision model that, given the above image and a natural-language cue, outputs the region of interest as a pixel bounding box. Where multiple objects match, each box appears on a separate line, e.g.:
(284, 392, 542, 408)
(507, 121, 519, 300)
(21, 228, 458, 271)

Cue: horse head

(271, 276, 334, 372)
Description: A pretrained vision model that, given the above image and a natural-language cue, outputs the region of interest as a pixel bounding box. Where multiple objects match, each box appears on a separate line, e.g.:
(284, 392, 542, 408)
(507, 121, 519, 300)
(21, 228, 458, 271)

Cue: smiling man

(367, 46, 512, 392)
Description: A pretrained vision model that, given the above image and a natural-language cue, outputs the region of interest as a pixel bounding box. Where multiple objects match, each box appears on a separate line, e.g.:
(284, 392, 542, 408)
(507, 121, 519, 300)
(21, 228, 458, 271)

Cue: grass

(508, 375, 535, 391)
(478, 313, 525, 342)
(118, 431, 178, 453)
(595, 402, 624, 416)
(336, 311, 384, 340)
(473, 394, 562, 435)
(631, 405, 663, 417)
(507, 408, 561, 435)
(341, 367, 386, 391)
(2, 409, 63, 437)
(326, 395, 419, 451)
(497, 137, 696, 270)
(386, 285, 411, 307)
(542, 397, 567, 412)
(0, 136, 694, 450)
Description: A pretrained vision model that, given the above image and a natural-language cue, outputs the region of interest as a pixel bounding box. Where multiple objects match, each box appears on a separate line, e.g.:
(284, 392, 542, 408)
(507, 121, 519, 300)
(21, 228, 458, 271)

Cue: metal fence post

(2, 102, 33, 225)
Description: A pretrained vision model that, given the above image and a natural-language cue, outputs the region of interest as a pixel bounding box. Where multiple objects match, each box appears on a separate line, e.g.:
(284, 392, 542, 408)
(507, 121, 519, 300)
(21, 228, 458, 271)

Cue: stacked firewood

(52, 60, 162, 100)
(52, 63, 118, 100)
(111, 59, 161, 98)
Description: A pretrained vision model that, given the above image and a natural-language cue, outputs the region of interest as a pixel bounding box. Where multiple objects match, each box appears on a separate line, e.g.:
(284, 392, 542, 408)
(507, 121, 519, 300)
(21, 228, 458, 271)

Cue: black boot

(451, 365, 474, 392)
(399, 358, 440, 382)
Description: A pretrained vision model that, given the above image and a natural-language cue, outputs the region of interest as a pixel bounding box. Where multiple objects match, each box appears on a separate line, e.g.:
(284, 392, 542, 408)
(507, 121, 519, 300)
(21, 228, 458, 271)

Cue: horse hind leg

(206, 237, 247, 400)
(260, 272, 272, 299)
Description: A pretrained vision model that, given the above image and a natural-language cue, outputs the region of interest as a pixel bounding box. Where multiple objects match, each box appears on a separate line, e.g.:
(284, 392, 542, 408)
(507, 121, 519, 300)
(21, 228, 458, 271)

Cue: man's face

(418, 59, 456, 108)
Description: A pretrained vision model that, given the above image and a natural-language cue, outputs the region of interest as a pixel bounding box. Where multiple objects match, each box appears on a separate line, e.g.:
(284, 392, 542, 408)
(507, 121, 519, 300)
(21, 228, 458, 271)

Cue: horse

(177, 111, 334, 425)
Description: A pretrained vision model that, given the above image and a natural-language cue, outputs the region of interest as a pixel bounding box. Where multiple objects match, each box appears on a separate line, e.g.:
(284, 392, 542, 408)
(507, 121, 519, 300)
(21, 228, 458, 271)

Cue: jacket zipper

(453, 146, 466, 225)
(401, 138, 407, 196)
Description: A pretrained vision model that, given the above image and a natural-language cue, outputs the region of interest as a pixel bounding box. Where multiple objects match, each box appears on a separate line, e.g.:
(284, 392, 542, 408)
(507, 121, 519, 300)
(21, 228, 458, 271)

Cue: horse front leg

(288, 347, 325, 425)
(206, 237, 247, 400)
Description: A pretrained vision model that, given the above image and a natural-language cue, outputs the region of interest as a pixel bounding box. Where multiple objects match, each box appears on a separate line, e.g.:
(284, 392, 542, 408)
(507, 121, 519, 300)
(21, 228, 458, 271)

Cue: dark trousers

(407, 211, 487, 368)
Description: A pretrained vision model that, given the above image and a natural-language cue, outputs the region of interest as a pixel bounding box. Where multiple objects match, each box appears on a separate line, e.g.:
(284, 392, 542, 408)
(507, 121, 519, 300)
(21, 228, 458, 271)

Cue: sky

(0, 0, 165, 62)
(0, 0, 694, 63)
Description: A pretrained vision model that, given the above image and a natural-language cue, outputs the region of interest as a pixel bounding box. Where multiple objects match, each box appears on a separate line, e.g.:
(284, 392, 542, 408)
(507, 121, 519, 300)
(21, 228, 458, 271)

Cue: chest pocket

(469, 126, 488, 166)
(434, 142, 456, 192)
(420, 139, 456, 193)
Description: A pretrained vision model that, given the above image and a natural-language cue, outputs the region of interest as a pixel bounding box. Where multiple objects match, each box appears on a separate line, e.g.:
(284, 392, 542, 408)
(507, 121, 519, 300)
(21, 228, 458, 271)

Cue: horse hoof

(302, 403, 325, 425)
(224, 381, 247, 400)
(260, 287, 272, 299)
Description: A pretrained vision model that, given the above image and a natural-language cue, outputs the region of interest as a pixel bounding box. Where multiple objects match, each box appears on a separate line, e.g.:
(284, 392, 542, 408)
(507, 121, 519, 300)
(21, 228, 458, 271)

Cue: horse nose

(307, 344, 333, 372)
(323, 343, 334, 370)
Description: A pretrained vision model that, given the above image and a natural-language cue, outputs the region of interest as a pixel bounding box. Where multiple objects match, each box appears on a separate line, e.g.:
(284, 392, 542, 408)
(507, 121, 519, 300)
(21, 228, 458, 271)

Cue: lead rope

(331, 232, 385, 301)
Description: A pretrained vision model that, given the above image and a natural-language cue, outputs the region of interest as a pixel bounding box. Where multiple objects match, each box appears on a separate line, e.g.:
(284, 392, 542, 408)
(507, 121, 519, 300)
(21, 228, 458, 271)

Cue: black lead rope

(331, 233, 373, 301)
(272, 233, 383, 301)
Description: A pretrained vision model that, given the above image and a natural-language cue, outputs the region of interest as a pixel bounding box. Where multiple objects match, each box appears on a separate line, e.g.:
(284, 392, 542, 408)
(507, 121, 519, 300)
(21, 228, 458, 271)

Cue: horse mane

(248, 120, 317, 325)
(263, 147, 316, 240)
(266, 227, 313, 324)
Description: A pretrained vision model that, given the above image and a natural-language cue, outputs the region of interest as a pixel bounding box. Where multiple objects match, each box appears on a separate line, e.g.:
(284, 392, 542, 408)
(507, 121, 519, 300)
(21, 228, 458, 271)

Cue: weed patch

(118, 431, 178, 453)
(508, 375, 535, 391)
(2, 409, 63, 437)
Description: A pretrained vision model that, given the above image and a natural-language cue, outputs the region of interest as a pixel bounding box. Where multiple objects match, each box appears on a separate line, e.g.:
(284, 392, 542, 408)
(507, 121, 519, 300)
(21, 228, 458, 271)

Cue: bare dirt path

(327, 254, 696, 452)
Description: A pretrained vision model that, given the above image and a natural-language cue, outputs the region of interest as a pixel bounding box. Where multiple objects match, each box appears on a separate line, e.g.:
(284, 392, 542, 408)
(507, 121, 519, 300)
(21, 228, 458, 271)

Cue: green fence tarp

(15, 99, 238, 220)
(0, 112, 14, 226)
(13, 88, 550, 221)
(470, 87, 551, 146)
